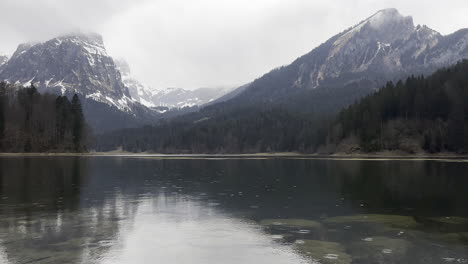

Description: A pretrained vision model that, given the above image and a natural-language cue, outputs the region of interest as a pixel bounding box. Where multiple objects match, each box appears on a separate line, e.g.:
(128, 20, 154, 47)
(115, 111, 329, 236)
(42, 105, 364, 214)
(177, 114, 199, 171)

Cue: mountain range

(114, 58, 233, 109)
(0, 8, 467, 141)
(224, 8, 468, 111)
(0, 33, 231, 132)
(143, 8, 468, 130)
(94, 8, 468, 153)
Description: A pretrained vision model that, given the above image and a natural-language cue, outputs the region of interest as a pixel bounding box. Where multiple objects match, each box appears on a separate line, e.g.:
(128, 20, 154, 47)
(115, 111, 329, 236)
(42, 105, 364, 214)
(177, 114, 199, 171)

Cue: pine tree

(71, 94, 85, 152)
(0, 82, 6, 150)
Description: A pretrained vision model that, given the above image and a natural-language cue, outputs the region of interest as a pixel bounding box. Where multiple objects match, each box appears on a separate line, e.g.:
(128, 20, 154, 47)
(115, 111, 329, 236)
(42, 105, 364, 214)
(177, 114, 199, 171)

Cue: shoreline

(0, 152, 468, 161)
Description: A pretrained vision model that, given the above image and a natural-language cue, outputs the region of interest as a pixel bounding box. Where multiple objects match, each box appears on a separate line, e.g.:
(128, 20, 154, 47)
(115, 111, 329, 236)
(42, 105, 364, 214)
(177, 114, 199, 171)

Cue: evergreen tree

(329, 60, 468, 153)
(0, 82, 6, 150)
(0, 83, 88, 153)
(71, 94, 85, 152)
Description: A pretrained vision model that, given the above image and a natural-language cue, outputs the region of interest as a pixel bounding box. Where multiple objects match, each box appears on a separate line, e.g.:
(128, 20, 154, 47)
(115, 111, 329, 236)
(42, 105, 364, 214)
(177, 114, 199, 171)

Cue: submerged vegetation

(261, 213, 468, 263)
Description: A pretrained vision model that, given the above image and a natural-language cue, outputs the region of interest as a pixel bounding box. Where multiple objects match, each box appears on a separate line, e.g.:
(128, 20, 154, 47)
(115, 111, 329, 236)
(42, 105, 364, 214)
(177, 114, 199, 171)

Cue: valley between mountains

(1, 8, 468, 154)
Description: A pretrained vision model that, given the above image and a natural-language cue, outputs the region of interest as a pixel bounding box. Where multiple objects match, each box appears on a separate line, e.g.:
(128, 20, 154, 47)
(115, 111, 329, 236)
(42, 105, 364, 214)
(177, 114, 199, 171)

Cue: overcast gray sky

(0, 0, 467, 90)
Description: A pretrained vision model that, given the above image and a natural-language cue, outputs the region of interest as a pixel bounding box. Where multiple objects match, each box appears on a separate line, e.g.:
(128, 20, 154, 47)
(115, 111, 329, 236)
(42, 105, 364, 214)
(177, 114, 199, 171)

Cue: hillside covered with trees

(96, 60, 468, 154)
(0, 82, 88, 152)
(327, 60, 468, 154)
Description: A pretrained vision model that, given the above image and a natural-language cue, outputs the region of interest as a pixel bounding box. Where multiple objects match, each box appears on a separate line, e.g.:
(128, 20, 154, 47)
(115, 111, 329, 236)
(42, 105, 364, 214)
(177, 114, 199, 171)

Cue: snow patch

(86, 91, 103, 101)
(368, 9, 402, 29)
(139, 97, 156, 108)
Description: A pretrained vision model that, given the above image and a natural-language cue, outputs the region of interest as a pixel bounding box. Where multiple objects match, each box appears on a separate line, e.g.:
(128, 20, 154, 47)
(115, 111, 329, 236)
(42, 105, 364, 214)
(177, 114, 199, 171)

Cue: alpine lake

(0, 156, 467, 264)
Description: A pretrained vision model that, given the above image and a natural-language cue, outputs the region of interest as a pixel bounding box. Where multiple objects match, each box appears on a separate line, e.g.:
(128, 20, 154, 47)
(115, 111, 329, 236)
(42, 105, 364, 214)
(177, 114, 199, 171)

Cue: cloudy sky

(0, 0, 467, 90)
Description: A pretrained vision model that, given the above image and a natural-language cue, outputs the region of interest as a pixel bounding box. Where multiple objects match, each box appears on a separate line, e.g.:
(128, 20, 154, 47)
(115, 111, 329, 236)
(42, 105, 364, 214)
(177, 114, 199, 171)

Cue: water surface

(0, 157, 467, 263)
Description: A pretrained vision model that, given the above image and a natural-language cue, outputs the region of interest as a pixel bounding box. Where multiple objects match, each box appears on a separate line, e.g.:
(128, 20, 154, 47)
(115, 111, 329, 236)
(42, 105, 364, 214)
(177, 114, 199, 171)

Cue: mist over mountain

(115, 58, 233, 109)
(0, 33, 132, 109)
(0, 33, 163, 132)
(227, 8, 468, 109)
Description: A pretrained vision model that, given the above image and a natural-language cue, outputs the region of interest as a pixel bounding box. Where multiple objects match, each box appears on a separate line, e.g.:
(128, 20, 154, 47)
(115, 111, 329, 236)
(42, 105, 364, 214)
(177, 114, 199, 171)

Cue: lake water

(0, 157, 467, 264)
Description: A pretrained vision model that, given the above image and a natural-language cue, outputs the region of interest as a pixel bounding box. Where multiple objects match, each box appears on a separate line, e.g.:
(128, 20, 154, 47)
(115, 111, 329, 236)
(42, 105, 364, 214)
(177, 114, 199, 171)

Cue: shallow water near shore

(0, 157, 467, 263)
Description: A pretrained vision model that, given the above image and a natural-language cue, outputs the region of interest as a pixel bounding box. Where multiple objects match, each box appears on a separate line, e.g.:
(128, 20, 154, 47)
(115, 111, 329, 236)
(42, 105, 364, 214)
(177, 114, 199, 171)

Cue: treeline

(0, 82, 88, 152)
(96, 60, 468, 154)
(327, 60, 468, 153)
(96, 107, 330, 153)
(95, 72, 373, 154)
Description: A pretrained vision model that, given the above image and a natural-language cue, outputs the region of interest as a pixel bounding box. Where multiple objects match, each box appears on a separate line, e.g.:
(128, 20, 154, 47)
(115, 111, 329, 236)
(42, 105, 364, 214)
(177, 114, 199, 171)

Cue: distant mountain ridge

(115, 58, 233, 108)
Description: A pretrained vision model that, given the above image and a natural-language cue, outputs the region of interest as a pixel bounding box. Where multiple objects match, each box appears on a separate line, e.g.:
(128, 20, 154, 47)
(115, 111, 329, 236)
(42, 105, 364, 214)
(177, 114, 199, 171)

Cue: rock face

(0, 33, 135, 112)
(232, 8, 468, 106)
(0, 55, 7, 68)
(0, 33, 162, 133)
(115, 58, 232, 109)
(294, 8, 466, 89)
(114, 58, 155, 107)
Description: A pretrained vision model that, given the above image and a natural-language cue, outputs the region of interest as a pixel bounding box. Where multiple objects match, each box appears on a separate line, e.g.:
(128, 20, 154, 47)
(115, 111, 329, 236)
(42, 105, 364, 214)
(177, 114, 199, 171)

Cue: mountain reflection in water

(0, 157, 467, 264)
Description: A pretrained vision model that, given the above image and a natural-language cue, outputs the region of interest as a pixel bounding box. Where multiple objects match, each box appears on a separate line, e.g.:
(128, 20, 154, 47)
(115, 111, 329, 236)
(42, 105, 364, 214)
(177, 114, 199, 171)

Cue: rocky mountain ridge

(115, 58, 233, 109)
(0, 33, 136, 112)
(225, 8, 468, 109)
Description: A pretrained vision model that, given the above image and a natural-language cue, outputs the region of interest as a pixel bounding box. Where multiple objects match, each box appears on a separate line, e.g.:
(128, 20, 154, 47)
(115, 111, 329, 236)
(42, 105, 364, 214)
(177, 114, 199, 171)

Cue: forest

(4, 60, 468, 154)
(0, 82, 87, 152)
(96, 60, 468, 154)
(328, 60, 468, 154)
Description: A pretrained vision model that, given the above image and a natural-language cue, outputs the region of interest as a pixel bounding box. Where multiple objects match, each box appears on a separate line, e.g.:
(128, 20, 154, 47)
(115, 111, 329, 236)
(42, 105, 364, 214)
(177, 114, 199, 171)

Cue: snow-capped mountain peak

(239, 8, 468, 107)
(332, 8, 413, 53)
(0, 33, 137, 112)
(297, 8, 465, 88)
(367, 8, 410, 29)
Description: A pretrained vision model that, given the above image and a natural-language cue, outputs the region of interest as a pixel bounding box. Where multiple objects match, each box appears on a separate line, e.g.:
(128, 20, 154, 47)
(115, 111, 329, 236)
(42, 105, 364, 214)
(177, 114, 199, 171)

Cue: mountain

(114, 58, 156, 107)
(0, 33, 133, 110)
(95, 9, 468, 154)
(227, 8, 467, 109)
(149, 87, 233, 108)
(0, 33, 159, 132)
(115, 58, 233, 108)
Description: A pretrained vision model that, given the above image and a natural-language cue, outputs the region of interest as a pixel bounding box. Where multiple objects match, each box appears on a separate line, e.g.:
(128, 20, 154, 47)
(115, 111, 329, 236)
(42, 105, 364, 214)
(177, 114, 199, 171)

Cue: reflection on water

(98, 195, 308, 264)
(0, 157, 467, 263)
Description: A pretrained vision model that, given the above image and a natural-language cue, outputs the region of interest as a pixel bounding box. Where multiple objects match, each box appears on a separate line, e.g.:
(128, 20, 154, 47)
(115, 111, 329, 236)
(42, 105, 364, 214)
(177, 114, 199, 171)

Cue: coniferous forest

(0, 82, 88, 152)
(328, 60, 468, 154)
(3, 60, 468, 154)
(96, 60, 468, 154)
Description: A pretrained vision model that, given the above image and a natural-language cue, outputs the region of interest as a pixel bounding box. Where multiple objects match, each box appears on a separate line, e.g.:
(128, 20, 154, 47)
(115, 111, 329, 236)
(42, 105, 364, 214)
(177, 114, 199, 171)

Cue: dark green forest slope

(328, 60, 468, 154)
(96, 60, 468, 154)
(0, 82, 88, 152)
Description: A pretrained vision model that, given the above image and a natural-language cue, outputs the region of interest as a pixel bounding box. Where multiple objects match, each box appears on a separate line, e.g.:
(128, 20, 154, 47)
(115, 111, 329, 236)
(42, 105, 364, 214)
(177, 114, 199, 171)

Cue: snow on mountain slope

(221, 8, 468, 112)
(0, 54, 7, 68)
(115, 58, 233, 109)
(0, 33, 137, 112)
(149, 87, 233, 108)
(114, 58, 156, 108)
(274, 8, 467, 91)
